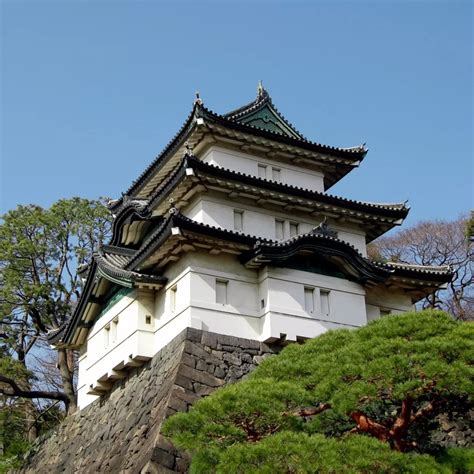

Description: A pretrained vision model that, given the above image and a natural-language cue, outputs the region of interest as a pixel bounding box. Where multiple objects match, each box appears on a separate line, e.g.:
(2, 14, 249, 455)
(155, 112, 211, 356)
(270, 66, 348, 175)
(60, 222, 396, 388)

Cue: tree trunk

(57, 349, 77, 414)
(23, 399, 39, 442)
(16, 355, 39, 442)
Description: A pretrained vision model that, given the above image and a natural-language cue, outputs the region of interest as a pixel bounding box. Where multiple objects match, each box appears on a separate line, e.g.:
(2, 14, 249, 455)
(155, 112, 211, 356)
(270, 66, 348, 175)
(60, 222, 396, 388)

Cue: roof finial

(257, 80, 265, 98)
(194, 91, 203, 106)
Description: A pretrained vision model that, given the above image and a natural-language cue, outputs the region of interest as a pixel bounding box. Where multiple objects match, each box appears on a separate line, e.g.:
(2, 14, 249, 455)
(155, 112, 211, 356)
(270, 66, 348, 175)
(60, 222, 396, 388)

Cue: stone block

(186, 327, 203, 343)
(193, 383, 215, 396)
(181, 352, 196, 369)
(175, 456, 190, 472)
(151, 448, 175, 470)
(195, 360, 210, 372)
(214, 366, 226, 378)
(201, 332, 219, 349)
(168, 396, 188, 413)
(222, 352, 242, 366)
(184, 341, 222, 365)
(174, 374, 194, 391)
(178, 364, 225, 388)
(154, 434, 176, 454)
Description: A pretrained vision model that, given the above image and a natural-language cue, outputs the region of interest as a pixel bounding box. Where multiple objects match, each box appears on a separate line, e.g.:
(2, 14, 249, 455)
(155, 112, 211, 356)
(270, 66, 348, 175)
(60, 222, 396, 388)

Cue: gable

(235, 103, 303, 139)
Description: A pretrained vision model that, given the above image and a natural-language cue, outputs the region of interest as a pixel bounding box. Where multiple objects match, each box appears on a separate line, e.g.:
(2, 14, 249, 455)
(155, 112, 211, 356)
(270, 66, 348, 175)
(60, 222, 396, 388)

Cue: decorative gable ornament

(311, 218, 338, 239)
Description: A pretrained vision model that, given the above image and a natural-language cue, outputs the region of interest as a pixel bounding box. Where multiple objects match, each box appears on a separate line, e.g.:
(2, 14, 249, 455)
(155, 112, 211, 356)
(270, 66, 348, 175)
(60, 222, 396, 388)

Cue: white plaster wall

(77, 290, 157, 408)
(333, 228, 367, 257)
(201, 146, 325, 192)
(262, 267, 367, 328)
(78, 253, 413, 409)
(365, 286, 414, 315)
(183, 195, 368, 255)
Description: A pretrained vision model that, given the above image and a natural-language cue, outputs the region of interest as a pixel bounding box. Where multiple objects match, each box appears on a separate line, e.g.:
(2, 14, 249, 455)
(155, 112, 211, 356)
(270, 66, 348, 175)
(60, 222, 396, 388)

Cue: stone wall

(19, 328, 279, 473)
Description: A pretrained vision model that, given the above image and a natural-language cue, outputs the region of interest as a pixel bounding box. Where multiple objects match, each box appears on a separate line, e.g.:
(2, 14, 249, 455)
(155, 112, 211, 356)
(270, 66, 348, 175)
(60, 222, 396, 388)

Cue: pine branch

(0, 374, 68, 403)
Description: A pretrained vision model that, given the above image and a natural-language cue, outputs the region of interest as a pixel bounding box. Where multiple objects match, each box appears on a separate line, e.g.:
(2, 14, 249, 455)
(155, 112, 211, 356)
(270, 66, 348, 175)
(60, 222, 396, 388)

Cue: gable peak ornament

(257, 80, 268, 99)
(194, 91, 203, 106)
(183, 141, 194, 157)
(311, 217, 338, 238)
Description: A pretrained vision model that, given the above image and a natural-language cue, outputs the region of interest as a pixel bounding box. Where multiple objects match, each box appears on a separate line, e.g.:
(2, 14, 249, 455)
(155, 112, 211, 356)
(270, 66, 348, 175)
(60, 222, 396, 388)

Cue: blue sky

(1, 1, 472, 229)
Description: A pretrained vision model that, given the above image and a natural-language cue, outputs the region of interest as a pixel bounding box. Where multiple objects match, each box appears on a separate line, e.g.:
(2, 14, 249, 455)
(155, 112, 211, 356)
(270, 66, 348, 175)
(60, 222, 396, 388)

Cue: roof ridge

(384, 261, 452, 273)
(202, 104, 367, 157)
(223, 86, 306, 140)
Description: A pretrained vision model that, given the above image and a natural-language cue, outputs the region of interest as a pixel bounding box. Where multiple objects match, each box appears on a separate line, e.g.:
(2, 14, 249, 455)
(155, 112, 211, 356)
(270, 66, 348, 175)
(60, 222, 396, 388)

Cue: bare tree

(368, 216, 473, 321)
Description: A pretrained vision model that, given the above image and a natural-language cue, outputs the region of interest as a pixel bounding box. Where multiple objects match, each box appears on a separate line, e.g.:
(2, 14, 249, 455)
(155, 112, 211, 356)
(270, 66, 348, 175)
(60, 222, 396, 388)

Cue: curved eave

(56, 250, 167, 347)
(161, 155, 407, 215)
(126, 212, 258, 271)
(385, 262, 453, 283)
(139, 155, 408, 243)
(126, 211, 389, 285)
(109, 202, 152, 246)
(112, 103, 200, 207)
(94, 248, 167, 288)
(242, 233, 391, 284)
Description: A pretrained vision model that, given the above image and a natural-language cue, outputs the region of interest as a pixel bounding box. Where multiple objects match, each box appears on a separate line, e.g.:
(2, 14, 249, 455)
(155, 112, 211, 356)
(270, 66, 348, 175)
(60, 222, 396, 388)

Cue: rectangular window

(233, 210, 244, 231)
(320, 290, 330, 318)
(380, 309, 391, 317)
(275, 219, 284, 240)
(289, 222, 299, 237)
(304, 287, 315, 314)
(258, 164, 267, 179)
(170, 286, 177, 312)
(272, 167, 281, 182)
(145, 315, 152, 325)
(216, 279, 228, 304)
(104, 325, 110, 349)
(111, 319, 118, 344)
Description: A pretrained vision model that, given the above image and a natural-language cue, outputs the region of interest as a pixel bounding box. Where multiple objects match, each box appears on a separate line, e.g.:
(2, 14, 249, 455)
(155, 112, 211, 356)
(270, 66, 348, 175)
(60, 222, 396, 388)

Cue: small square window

(170, 286, 177, 312)
(104, 325, 110, 349)
(380, 309, 391, 317)
(289, 222, 299, 237)
(233, 210, 244, 231)
(275, 219, 284, 240)
(320, 290, 330, 318)
(216, 279, 228, 304)
(304, 287, 315, 314)
(111, 319, 118, 343)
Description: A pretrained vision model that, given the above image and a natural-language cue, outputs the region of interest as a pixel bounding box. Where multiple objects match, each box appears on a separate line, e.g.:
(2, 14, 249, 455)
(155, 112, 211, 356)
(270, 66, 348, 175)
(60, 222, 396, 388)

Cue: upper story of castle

(103, 83, 409, 256)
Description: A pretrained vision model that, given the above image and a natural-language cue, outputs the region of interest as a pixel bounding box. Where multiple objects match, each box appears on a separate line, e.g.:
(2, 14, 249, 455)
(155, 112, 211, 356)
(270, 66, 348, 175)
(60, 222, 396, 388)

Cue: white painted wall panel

(202, 146, 325, 192)
(78, 252, 414, 409)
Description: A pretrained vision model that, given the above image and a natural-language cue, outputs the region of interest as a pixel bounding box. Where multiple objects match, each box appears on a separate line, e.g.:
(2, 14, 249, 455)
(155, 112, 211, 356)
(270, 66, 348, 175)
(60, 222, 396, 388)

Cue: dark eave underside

(107, 155, 408, 245)
(152, 155, 408, 218)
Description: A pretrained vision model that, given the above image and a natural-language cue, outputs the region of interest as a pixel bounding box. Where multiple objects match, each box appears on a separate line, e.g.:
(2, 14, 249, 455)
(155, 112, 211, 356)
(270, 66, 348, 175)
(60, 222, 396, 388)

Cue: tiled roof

(224, 86, 306, 140)
(384, 261, 452, 277)
(113, 88, 367, 206)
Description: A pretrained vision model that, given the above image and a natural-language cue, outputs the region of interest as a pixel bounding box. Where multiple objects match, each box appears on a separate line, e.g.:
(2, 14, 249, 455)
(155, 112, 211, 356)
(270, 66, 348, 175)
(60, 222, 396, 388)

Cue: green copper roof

(224, 83, 305, 140)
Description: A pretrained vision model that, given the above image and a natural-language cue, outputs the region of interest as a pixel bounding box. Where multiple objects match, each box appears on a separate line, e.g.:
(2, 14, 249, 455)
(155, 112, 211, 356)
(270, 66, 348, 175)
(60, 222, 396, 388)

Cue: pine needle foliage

(163, 310, 473, 473)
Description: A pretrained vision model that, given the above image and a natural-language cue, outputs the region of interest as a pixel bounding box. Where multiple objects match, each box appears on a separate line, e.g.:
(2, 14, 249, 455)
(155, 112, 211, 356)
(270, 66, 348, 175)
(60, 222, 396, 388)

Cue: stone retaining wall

(19, 328, 279, 473)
